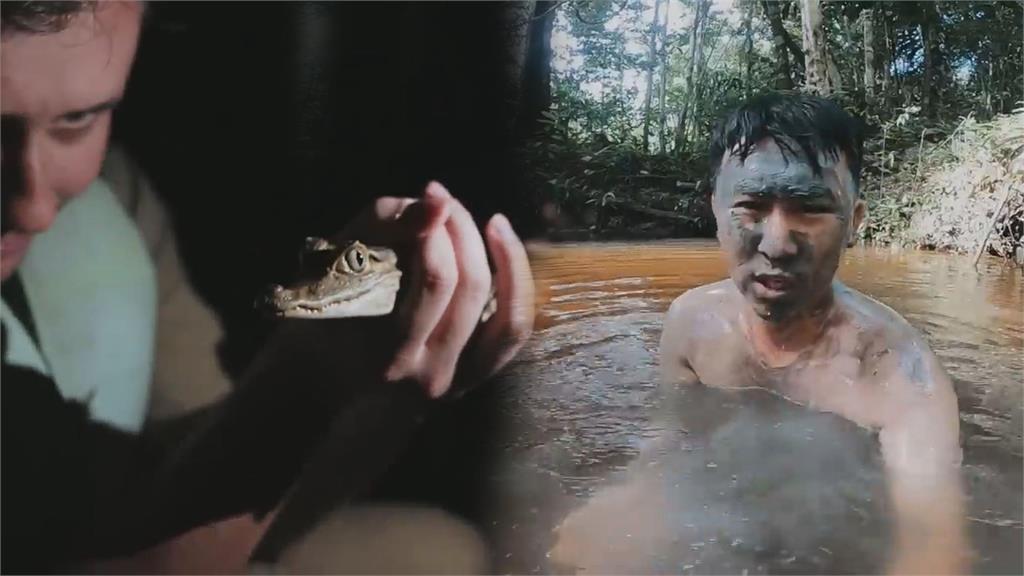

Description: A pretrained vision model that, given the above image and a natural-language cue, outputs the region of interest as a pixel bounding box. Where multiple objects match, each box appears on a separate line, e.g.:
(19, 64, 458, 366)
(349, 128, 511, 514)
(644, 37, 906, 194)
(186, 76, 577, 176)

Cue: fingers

(387, 197, 459, 383)
(420, 187, 493, 397)
(373, 197, 418, 223)
(396, 190, 450, 241)
(336, 181, 533, 398)
(474, 213, 535, 380)
(337, 194, 449, 246)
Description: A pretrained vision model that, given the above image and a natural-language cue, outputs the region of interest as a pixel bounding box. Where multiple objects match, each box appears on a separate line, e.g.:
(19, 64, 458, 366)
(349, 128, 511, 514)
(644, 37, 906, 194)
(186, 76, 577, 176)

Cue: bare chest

(688, 333, 889, 430)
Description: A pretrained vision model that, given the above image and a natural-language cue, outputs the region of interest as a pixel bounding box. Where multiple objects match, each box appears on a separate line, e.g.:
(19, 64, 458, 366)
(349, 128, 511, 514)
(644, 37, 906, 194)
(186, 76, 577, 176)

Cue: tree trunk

(744, 0, 754, 97)
(881, 8, 893, 105)
(983, 60, 993, 116)
(827, 52, 843, 93)
(921, 16, 933, 115)
(657, 0, 671, 153)
(498, 1, 536, 133)
(762, 0, 794, 90)
(844, 12, 859, 94)
(675, 0, 711, 153)
(799, 0, 831, 95)
(642, 0, 664, 153)
(862, 8, 875, 99)
(781, 1, 807, 79)
(519, 0, 555, 138)
(920, 2, 941, 118)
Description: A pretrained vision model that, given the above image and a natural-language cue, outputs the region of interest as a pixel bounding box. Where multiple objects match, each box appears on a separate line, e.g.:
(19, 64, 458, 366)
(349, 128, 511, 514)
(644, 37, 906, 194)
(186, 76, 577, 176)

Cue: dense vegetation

(520, 0, 1023, 261)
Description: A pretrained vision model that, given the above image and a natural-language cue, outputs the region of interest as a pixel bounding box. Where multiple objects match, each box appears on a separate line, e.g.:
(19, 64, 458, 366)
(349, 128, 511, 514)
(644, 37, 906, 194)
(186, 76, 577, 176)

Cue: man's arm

(140, 189, 535, 548)
(877, 344, 968, 575)
(0, 322, 352, 573)
(659, 293, 701, 388)
(4, 183, 533, 572)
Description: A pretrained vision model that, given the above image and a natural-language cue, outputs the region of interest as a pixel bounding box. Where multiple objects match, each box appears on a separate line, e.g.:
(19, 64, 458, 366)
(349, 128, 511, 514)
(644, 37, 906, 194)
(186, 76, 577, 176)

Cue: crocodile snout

(256, 284, 291, 314)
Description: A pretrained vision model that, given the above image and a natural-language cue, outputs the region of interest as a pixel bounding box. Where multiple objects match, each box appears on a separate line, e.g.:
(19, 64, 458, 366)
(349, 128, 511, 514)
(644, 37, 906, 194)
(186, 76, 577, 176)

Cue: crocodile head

(259, 238, 403, 319)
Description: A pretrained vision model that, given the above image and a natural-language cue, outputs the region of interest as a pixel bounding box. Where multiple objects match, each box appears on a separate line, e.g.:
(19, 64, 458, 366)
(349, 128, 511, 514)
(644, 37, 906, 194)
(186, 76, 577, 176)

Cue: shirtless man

(660, 92, 967, 574)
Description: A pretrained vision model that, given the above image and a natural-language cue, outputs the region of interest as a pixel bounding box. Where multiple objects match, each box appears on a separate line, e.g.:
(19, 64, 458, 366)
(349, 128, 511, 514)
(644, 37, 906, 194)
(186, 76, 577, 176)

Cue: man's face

(712, 137, 865, 323)
(1, 1, 143, 280)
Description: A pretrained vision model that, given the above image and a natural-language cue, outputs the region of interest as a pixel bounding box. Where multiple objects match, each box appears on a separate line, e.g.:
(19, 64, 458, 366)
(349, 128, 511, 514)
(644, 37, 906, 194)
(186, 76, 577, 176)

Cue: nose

(255, 284, 288, 311)
(757, 207, 798, 261)
(4, 130, 59, 235)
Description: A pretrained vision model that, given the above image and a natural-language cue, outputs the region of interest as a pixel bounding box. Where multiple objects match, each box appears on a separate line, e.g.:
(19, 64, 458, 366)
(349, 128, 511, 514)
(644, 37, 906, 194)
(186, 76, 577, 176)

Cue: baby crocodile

(259, 237, 496, 322)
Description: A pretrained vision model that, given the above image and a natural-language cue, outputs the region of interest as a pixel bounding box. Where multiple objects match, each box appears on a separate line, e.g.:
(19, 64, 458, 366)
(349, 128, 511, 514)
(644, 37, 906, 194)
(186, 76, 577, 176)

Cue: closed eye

(733, 200, 768, 211)
(51, 98, 119, 134)
(55, 111, 99, 131)
(802, 204, 834, 214)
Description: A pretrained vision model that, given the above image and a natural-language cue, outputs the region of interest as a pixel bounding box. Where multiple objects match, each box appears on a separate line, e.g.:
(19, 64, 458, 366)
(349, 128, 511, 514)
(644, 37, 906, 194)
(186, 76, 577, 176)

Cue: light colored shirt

(6, 177, 156, 432)
(1, 144, 233, 430)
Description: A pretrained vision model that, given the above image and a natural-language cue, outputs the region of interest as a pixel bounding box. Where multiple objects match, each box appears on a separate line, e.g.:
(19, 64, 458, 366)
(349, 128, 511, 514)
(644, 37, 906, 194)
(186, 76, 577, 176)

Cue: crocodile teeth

(296, 299, 346, 312)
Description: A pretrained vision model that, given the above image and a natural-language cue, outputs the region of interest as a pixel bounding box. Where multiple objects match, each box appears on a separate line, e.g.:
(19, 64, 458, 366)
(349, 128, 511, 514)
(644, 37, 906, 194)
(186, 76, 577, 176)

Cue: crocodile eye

(345, 245, 367, 273)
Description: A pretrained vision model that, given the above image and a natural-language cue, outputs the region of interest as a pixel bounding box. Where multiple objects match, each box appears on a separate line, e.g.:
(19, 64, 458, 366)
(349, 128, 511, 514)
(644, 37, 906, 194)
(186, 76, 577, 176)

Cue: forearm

(145, 322, 367, 534)
(886, 469, 969, 575)
(3, 319, 391, 573)
(876, 351, 968, 574)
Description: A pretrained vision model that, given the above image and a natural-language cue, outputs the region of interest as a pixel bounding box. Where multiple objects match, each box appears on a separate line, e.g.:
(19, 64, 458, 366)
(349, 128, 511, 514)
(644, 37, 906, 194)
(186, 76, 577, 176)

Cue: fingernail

(492, 213, 515, 239)
(425, 181, 450, 199)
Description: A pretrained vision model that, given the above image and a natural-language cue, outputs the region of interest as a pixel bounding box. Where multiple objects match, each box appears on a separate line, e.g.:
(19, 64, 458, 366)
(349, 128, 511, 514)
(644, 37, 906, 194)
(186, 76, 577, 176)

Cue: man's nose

(5, 135, 59, 235)
(757, 208, 798, 261)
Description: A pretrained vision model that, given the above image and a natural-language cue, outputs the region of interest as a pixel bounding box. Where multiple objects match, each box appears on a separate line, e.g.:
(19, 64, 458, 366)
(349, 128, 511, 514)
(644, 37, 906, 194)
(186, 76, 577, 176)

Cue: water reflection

(483, 241, 1021, 574)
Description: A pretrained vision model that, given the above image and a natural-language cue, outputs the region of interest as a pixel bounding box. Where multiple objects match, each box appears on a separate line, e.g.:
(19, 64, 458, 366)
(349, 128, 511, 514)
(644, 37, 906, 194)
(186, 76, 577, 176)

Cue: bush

(860, 108, 1024, 261)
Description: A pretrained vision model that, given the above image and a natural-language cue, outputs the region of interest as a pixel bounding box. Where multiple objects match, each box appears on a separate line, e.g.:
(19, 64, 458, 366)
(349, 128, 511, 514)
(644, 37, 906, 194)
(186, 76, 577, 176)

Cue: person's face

(1, 1, 143, 280)
(712, 137, 866, 323)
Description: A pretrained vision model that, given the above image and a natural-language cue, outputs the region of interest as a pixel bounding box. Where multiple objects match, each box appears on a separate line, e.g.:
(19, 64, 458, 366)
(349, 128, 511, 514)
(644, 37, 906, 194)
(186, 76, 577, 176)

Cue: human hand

(336, 181, 534, 398)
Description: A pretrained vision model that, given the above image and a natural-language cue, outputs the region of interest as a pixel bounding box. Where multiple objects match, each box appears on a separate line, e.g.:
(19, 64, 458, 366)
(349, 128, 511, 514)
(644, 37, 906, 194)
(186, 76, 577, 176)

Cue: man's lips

(751, 273, 795, 297)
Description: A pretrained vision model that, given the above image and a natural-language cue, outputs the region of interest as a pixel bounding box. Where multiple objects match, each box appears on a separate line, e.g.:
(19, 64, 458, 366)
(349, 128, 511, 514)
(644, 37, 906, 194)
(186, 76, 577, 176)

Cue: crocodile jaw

(275, 271, 402, 319)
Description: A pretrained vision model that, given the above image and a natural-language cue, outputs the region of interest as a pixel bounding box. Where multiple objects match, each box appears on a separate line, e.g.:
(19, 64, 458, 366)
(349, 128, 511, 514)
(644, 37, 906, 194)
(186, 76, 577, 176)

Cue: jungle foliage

(519, 0, 1023, 258)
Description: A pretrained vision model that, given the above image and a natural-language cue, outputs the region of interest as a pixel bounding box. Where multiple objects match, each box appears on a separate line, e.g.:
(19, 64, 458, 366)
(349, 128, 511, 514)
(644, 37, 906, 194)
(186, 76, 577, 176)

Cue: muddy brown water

(477, 241, 1022, 575)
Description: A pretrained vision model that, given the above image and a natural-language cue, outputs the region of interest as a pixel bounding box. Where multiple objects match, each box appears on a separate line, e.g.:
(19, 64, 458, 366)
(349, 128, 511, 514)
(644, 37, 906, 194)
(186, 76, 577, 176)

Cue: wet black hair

(708, 91, 865, 195)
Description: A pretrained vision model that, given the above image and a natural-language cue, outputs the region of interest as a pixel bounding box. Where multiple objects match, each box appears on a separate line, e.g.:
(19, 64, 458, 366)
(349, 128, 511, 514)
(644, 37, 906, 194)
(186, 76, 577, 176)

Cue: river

(477, 241, 1022, 575)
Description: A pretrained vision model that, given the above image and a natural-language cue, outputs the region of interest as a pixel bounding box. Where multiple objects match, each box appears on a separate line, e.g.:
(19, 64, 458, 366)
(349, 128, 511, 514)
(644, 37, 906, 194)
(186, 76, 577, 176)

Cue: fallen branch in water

(619, 175, 699, 189)
(602, 196, 697, 222)
(967, 515, 1024, 529)
(973, 182, 1017, 268)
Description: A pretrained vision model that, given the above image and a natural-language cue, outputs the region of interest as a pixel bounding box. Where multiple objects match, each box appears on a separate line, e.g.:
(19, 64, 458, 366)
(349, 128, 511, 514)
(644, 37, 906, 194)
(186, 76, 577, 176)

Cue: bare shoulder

(836, 284, 958, 414)
(665, 279, 738, 326)
(836, 284, 919, 341)
(833, 285, 962, 476)
(662, 279, 741, 352)
(660, 280, 739, 386)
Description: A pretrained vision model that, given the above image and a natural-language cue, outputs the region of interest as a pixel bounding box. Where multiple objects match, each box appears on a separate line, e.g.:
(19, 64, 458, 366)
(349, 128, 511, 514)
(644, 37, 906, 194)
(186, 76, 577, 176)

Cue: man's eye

(733, 201, 766, 212)
(802, 204, 835, 214)
(56, 111, 98, 130)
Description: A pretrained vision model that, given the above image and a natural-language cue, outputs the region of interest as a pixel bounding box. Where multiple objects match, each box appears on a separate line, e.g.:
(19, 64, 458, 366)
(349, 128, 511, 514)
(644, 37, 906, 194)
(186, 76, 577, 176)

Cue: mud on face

(712, 138, 864, 323)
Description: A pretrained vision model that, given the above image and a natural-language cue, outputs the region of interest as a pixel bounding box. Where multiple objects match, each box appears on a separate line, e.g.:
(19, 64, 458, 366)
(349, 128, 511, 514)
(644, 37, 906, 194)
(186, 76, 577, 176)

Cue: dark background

(112, 0, 549, 541)
(115, 1, 549, 376)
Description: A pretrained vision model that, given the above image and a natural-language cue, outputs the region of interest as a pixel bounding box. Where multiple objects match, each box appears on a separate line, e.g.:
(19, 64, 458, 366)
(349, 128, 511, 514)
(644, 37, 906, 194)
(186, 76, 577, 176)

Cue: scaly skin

(259, 237, 496, 322)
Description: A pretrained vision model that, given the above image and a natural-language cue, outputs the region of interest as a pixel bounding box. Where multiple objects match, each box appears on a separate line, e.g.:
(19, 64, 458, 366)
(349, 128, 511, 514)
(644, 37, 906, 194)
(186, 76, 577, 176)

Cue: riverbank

(860, 110, 1024, 266)
(535, 110, 1023, 266)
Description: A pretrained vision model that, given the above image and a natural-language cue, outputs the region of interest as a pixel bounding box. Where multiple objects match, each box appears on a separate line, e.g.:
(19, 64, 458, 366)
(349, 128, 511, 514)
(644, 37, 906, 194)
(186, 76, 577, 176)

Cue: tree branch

(572, 0, 630, 26)
(531, 0, 568, 22)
